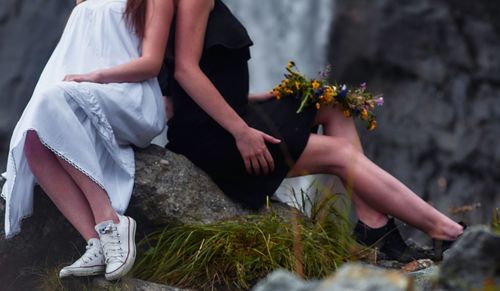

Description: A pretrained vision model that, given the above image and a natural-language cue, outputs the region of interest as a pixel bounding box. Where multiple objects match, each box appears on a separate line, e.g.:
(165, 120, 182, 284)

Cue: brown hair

(124, 0, 147, 39)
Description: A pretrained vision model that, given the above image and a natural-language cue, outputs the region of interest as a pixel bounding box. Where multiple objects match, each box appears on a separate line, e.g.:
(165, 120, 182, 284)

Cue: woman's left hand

(63, 72, 102, 83)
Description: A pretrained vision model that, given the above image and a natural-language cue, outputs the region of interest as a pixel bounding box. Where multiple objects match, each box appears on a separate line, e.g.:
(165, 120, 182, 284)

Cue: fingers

(63, 75, 84, 82)
(263, 133, 281, 144)
(263, 148, 275, 172)
(244, 157, 252, 175)
(250, 157, 261, 175)
(247, 147, 275, 175)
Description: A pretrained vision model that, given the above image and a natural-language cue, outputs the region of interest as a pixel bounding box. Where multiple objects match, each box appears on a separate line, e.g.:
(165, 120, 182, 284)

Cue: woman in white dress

(1, 0, 173, 280)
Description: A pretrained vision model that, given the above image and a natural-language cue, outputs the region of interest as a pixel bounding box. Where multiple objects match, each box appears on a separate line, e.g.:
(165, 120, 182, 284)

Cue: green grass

(492, 208, 500, 233)
(131, 189, 360, 290)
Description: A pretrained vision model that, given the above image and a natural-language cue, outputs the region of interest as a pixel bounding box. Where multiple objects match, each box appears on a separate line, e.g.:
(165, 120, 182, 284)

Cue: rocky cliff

(329, 0, 500, 230)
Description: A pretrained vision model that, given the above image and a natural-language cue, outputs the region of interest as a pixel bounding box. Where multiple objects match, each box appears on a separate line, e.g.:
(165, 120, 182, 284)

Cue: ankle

(96, 211, 120, 225)
(358, 214, 389, 229)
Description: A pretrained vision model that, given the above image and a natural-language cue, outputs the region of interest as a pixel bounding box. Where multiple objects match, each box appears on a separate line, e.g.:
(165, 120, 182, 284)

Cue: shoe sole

(59, 266, 106, 278)
(105, 216, 137, 281)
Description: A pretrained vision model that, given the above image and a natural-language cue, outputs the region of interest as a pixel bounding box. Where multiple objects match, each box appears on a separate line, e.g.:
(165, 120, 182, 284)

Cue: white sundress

(1, 0, 166, 238)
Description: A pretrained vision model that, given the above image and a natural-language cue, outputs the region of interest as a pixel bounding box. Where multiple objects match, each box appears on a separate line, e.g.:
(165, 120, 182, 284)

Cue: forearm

(93, 56, 162, 84)
(175, 66, 249, 136)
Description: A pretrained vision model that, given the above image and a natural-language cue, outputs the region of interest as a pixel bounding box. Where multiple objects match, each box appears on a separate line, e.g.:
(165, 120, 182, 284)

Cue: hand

(63, 72, 102, 83)
(76, 0, 85, 5)
(248, 92, 275, 103)
(234, 127, 281, 175)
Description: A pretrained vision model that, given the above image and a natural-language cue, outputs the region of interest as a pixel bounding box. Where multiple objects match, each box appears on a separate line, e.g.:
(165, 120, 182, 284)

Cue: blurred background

(1, 0, 499, 243)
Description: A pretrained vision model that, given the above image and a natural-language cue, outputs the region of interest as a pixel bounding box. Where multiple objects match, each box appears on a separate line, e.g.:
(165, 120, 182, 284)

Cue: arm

(174, 0, 280, 175)
(65, 0, 173, 83)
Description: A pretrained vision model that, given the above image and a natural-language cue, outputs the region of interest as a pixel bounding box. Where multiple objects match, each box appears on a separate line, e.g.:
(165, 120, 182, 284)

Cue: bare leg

(56, 157, 119, 224)
(288, 134, 464, 240)
(314, 106, 388, 228)
(24, 130, 98, 241)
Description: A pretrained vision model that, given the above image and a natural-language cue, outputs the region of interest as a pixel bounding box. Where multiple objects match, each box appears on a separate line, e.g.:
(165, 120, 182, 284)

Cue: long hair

(124, 0, 147, 39)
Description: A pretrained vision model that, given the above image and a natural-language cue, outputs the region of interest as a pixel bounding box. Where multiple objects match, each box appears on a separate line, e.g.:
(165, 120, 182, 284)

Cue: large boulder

(0, 146, 288, 291)
(438, 226, 500, 290)
(329, 0, 500, 233)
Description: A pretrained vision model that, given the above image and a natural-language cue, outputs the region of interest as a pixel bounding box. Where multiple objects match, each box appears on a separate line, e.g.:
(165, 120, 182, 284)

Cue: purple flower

(376, 96, 384, 106)
(360, 82, 367, 90)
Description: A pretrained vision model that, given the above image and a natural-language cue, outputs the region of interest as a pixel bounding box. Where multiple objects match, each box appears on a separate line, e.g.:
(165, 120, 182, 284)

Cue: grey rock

(410, 265, 438, 291)
(252, 269, 319, 291)
(317, 263, 410, 291)
(92, 277, 193, 291)
(330, 0, 500, 233)
(129, 146, 254, 226)
(252, 263, 411, 291)
(438, 226, 500, 290)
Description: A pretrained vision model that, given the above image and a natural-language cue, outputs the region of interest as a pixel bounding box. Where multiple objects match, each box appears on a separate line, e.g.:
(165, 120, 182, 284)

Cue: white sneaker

(59, 238, 105, 278)
(95, 215, 137, 281)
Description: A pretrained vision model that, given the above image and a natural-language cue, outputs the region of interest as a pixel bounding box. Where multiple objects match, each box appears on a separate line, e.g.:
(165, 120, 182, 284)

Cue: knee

(325, 138, 360, 174)
(24, 130, 43, 160)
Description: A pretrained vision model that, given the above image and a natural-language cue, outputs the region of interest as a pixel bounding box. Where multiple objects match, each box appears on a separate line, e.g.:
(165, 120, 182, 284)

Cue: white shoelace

(100, 224, 125, 264)
(81, 242, 102, 264)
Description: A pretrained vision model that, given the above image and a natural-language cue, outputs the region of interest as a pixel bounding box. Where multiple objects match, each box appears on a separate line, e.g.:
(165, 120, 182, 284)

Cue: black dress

(160, 0, 317, 210)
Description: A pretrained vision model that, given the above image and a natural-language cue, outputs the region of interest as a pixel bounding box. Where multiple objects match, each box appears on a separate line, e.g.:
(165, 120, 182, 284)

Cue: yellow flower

(343, 110, 351, 118)
(287, 61, 295, 69)
(323, 86, 335, 103)
(368, 101, 375, 109)
(316, 102, 321, 110)
(312, 80, 320, 90)
(295, 81, 301, 90)
(360, 109, 368, 120)
(368, 120, 377, 131)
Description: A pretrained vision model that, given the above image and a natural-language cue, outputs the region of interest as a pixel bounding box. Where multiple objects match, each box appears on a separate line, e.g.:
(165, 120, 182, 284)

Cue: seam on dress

(63, 85, 134, 174)
(36, 130, 107, 191)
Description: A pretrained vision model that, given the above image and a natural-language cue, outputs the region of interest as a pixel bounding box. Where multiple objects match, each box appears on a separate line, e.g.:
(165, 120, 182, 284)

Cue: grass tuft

(132, 191, 362, 290)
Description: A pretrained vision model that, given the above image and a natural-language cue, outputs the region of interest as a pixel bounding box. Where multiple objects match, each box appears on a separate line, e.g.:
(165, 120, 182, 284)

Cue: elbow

(174, 63, 197, 86)
(147, 63, 163, 79)
(173, 66, 188, 85)
(140, 56, 163, 79)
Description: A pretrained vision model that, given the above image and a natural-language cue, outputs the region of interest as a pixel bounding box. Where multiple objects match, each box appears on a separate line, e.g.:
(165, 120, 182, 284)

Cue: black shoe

(354, 218, 430, 263)
(432, 221, 467, 261)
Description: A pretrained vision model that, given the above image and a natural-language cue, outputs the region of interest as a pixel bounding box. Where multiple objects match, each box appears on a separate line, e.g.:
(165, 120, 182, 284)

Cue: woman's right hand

(234, 127, 281, 175)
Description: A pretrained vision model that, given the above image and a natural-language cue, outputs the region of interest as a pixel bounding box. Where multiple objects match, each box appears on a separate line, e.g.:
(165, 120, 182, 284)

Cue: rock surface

(92, 277, 193, 291)
(252, 270, 319, 291)
(128, 146, 254, 226)
(438, 226, 500, 290)
(253, 263, 411, 291)
(329, 0, 500, 233)
(0, 146, 289, 291)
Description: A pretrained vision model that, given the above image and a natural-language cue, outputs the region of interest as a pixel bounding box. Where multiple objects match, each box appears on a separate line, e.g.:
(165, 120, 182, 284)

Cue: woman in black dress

(161, 0, 464, 261)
